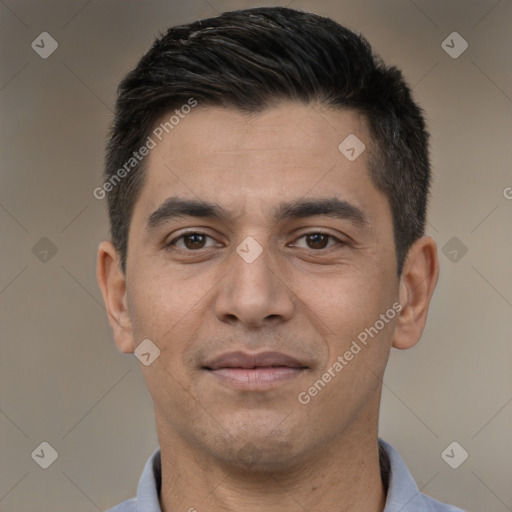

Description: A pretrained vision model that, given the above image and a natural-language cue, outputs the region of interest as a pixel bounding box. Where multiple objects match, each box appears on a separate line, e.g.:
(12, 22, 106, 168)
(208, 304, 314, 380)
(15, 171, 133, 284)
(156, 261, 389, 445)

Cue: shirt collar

(379, 438, 429, 511)
(135, 447, 162, 512)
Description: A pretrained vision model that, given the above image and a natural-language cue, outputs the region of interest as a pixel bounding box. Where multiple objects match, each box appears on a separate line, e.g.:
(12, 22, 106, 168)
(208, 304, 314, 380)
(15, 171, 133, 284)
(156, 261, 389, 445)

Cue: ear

(96, 240, 135, 353)
(392, 236, 439, 350)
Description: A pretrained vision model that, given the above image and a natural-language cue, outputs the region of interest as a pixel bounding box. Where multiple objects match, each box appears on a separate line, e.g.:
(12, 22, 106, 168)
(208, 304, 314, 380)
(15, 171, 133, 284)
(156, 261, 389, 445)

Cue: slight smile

(203, 351, 310, 390)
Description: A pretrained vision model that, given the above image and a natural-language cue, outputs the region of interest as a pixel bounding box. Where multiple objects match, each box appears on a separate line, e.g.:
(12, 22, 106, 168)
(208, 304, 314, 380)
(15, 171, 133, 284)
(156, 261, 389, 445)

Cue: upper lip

(203, 351, 308, 370)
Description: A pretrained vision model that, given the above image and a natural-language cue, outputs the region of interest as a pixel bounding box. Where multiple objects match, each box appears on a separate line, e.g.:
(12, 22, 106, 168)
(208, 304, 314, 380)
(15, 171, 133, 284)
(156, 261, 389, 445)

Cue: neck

(157, 415, 386, 512)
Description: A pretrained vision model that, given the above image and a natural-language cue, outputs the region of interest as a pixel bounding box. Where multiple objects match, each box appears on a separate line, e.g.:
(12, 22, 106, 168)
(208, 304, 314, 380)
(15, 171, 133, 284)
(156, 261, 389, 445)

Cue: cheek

(127, 267, 214, 373)
(301, 265, 395, 327)
(301, 265, 398, 369)
(128, 262, 198, 330)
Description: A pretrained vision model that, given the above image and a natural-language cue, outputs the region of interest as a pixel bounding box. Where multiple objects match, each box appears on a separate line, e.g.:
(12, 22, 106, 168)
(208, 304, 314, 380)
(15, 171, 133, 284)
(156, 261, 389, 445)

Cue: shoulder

(105, 497, 137, 512)
(421, 495, 466, 512)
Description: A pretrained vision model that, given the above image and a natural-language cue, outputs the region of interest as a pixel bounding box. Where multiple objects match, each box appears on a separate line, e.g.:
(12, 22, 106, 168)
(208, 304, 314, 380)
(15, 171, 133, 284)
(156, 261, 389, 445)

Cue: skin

(97, 103, 439, 512)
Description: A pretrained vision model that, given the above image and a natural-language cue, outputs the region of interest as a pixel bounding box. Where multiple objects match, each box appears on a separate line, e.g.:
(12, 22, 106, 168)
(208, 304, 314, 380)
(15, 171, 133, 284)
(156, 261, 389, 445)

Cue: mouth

(202, 351, 309, 390)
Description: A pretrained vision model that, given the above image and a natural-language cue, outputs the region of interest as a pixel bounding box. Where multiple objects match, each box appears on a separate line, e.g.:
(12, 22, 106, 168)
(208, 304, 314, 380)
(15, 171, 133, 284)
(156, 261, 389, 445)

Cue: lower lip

(207, 367, 307, 389)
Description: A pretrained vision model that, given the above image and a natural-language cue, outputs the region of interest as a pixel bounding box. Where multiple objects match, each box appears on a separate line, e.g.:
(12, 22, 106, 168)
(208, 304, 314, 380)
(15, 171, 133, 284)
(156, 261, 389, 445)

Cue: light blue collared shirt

(107, 439, 465, 511)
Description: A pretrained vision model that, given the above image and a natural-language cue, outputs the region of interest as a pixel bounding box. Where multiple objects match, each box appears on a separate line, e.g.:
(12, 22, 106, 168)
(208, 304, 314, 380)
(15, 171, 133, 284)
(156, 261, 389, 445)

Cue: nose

(212, 242, 295, 329)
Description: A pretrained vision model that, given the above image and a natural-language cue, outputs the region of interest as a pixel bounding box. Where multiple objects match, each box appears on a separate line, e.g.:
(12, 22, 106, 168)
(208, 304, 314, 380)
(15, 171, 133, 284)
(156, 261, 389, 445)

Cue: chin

(224, 441, 303, 473)
(208, 421, 308, 473)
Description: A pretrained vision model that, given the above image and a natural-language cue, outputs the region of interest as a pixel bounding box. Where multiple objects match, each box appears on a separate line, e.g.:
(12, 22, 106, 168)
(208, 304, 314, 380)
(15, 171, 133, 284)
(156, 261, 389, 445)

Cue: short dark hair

(104, 6, 430, 275)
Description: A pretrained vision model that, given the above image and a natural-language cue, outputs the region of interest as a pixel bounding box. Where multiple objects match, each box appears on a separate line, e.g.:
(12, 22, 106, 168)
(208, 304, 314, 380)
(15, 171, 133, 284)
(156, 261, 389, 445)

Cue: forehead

(151, 102, 370, 166)
(133, 103, 387, 227)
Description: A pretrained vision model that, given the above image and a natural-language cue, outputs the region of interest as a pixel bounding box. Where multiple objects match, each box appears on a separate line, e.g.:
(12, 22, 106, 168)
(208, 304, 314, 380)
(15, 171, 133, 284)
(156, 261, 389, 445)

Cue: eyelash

(166, 231, 344, 251)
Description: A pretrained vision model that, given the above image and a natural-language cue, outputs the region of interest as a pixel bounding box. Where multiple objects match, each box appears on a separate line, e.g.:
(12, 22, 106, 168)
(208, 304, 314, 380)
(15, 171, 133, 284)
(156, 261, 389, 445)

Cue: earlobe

(392, 236, 439, 350)
(96, 241, 135, 354)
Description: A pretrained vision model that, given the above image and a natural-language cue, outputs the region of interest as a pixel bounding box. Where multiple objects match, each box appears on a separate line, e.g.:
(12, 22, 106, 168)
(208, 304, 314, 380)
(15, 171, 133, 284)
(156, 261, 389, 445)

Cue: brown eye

(183, 234, 207, 249)
(294, 232, 339, 250)
(168, 233, 217, 250)
(305, 233, 330, 249)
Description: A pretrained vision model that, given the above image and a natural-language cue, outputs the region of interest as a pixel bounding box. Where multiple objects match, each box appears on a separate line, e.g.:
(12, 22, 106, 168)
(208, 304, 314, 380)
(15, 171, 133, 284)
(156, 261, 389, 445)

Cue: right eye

(165, 232, 221, 251)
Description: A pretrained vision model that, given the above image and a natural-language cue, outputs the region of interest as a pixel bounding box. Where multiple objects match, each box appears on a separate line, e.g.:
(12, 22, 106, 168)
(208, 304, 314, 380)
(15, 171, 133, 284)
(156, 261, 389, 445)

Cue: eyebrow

(147, 196, 368, 231)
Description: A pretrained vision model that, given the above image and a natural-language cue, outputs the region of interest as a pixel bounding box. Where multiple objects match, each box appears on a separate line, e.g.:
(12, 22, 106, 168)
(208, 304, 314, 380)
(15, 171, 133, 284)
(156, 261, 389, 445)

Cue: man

(96, 6, 464, 512)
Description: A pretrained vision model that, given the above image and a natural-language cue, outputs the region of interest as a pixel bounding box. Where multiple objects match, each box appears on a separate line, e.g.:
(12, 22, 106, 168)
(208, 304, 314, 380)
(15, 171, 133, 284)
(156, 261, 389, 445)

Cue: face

(107, 103, 406, 470)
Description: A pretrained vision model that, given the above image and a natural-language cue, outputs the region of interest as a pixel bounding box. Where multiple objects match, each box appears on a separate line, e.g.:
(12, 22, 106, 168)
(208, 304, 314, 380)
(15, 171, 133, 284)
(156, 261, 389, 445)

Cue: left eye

(293, 233, 339, 250)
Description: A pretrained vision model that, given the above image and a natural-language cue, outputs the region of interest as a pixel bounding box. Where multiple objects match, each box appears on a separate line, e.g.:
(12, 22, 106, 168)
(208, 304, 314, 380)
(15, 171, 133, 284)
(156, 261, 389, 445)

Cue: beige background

(1, 0, 511, 511)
